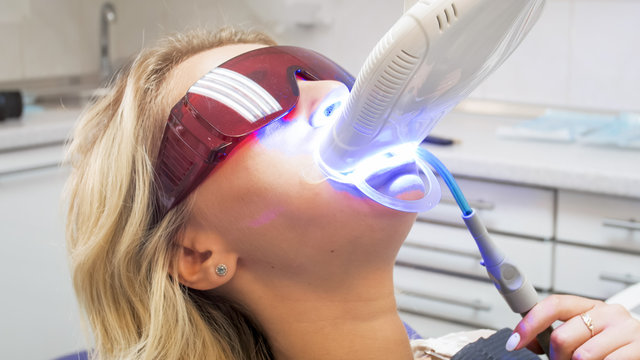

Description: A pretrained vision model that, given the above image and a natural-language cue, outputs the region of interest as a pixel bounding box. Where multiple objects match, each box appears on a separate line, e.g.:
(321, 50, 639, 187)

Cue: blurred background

(0, 0, 638, 359)
(0, 0, 638, 111)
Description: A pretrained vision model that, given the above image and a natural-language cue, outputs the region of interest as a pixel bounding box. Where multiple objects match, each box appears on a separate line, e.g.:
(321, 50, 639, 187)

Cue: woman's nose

(291, 80, 349, 127)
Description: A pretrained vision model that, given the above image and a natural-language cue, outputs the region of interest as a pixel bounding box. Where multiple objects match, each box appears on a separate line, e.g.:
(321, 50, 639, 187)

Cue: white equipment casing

(318, 0, 545, 176)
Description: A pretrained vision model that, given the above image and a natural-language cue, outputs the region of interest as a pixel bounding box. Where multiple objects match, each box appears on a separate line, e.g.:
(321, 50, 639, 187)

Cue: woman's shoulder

(410, 329, 496, 359)
(411, 328, 541, 359)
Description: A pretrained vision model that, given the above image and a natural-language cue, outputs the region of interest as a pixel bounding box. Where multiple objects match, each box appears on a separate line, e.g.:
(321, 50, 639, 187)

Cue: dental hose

(415, 148, 472, 216)
(415, 147, 553, 356)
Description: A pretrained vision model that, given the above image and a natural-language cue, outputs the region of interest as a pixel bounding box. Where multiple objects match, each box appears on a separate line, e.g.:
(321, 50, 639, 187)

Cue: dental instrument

(314, 0, 552, 355)
(418, 147, 553, 355)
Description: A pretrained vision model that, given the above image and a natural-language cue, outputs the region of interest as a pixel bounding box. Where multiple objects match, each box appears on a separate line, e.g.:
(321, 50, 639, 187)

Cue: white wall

(105, 0, 401, 75)
(109, 0, 264, 64)
(1, 0, 637, 111)
(242, 0, 403, 75)
(252, 0, 640, 113)
(471, 0, 640, 113)
(0, 0, 99, 81)
(0, 0, 264, 82)
(109, 0, 640, 111)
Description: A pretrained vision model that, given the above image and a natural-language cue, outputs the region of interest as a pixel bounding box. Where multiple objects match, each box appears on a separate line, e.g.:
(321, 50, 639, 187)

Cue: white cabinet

(396, 174, 640, 336)
(553, 190, 640, 299)
(0, 146, 85, 359)
(555, 244, 640, 299)
(557, 190, 640, 252)
(395, 266, 527, 330)
(397, 221, 553, 289)
(418, 176, 555, 239)
(397, 174, 554, 334)
(394, 110, 640, 338)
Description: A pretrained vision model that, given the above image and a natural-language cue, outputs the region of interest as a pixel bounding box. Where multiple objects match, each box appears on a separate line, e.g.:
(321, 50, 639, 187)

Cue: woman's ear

(176, 228, 238, 290)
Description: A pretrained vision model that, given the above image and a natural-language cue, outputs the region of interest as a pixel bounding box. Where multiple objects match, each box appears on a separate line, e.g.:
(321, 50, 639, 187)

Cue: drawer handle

(600, 272, 640, 286)
(403, 241, 482, 260)
(602, 218, 640, 232)
(441, 198, 495, 211)
(396, 287, 492, 311)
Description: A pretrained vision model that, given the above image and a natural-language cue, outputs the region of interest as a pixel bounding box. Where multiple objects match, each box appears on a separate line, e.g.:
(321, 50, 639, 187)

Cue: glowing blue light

(316, 143, 442, 212)
(324, 101, 341, 117)
(416, 147, 471, 215)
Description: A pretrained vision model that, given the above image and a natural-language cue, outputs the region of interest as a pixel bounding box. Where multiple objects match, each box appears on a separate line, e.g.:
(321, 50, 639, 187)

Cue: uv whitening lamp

(317, 0, 545, 212)
(315, 0, 553, 355)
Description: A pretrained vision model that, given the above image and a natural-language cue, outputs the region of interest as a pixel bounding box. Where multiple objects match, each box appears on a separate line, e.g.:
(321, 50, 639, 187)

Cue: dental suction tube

(318, 0, 545, 178)
(417, 147, 553, 355)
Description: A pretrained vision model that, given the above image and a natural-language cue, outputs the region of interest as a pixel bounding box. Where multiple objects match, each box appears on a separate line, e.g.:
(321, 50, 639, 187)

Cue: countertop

(1, 104, 639, 199)
(424, 110, 640, 199)
(0, 106, 81, 152)
(0, 106, 81, 174)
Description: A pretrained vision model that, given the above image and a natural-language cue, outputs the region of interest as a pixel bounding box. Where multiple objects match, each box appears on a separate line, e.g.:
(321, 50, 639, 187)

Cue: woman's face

(169, 44, 419, 289)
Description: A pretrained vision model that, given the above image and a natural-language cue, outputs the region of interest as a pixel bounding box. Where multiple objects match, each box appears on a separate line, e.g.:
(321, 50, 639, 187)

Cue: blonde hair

(65, 28, 277, 360)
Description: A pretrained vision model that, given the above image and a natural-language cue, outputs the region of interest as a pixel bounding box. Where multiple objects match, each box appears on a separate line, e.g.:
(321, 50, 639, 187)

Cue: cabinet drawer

(0, 144, 65, 175)
(554, 243, 640, 299)
(398, 221, 553, 289)
(418, 176, 554, 239)
(557, 191, 640, 253)
(0, 164, 83, 360)
(394, 265, 527, 329)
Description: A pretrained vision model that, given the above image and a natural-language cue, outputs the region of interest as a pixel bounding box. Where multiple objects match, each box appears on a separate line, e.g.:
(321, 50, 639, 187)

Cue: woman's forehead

(166, 43, 267, 106)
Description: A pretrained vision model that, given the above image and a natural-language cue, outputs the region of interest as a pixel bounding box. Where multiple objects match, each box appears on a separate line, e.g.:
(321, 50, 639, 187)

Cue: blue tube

(416, 147, 472, 216)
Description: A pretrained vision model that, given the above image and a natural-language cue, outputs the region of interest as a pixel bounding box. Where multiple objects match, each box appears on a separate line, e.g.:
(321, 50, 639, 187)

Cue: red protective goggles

(154, 46, 354, 219)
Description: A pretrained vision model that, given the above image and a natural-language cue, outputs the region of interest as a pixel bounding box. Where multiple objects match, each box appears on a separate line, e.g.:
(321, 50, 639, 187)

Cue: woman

(65, 27, 640, 360)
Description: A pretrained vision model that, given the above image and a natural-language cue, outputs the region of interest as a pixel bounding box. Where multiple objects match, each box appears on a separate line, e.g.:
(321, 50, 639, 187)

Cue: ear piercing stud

(215, 264, 228, 277)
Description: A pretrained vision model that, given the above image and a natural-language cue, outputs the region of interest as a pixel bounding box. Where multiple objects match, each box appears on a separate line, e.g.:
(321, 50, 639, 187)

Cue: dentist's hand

(506, 294, 640, 359)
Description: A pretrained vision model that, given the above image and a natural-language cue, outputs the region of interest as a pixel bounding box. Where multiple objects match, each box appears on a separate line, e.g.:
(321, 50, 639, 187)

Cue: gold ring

(580, 313, 595, 337)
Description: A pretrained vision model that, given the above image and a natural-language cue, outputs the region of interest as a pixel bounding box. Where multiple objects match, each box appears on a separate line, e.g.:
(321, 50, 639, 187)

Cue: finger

(512, 295, 601, 351)
(572, 321, 637, 360)
(547, 309, 607, 359)
(603, 341, 640, 360)
(547, 318, 591, 360)
(550, 304, 638, 360)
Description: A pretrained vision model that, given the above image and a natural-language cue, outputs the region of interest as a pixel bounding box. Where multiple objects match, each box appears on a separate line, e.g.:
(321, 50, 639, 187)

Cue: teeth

(189, 68, 282, 123)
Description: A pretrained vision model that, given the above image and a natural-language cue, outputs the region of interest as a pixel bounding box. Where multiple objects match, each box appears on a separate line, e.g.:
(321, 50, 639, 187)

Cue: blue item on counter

(579, 112, 640, 149)
(497, 109, 640, 150)
(496, 109, 616, 142)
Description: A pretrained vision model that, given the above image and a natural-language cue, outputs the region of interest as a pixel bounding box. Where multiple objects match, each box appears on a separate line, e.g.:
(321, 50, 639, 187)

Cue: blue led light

(324, 101, 341, 117)
(315, 142, 474, 215)
(316, 143, 442, 212)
